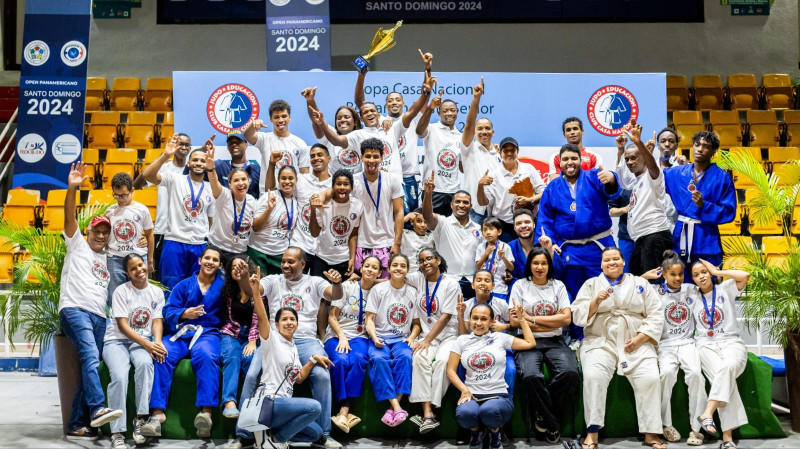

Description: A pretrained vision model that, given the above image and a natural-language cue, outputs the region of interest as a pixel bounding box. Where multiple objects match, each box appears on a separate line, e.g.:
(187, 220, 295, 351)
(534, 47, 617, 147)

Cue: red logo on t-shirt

(285, 364, 301, 384)
(339, 148, 360, 167)
(437, 149, 457, 170)
(468, 351, 495, 372)
(531, 300, 556, 317)
(698, 308, 724, 329)
(330, 216, 350, 237)
(113, 219, 137, 243)
(130, 307, 151, 331)
(182, 196, 204, 219)
(665, 302, 690, 327)
(419, 296, 439, 314)
(387, 303, 409, 327)
(276, 151, 292, 169)
(281, 295, 304, 312)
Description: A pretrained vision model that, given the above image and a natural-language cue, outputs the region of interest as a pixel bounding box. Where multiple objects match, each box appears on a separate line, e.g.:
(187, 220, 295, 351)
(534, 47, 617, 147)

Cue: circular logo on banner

(16, 133, 47, 163)
(60, 41, 87, 67)
(207, 84, 260, 133)
(468, 351, 495, 373)
(24, 40, 49, 66)
(587, 85, 639, 136)
(270, 0, 291, 5)
(52, 134, 82, 164)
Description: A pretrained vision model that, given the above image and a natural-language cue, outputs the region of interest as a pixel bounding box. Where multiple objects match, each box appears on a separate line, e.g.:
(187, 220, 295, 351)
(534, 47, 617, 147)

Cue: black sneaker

(546, 429, 561, 444)
(534, 413, 547, 433)
(65, 427, 100, 441)
(489, 430, 502, 449)
(469, 429, 484, 449)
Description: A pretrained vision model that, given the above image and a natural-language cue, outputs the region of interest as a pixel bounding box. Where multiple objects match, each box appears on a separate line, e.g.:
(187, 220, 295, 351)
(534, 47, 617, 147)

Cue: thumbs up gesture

(478, 169, 494, 186)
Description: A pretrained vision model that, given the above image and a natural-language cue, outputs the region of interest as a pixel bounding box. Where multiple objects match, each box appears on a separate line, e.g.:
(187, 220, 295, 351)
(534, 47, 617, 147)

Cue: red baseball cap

(88, 216, 111, 230)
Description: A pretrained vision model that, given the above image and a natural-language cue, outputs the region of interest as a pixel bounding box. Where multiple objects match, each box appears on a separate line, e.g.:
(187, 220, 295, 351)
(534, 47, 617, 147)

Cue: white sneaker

(132, 418, 147, 444)
(263, 430, 289, 449)
(324, 437, 343, 449)
(110, 433, 127, 449)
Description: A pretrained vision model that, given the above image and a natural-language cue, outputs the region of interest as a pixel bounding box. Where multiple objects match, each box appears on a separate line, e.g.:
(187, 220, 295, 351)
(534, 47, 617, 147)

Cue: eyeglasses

(113, 192, 131, 199)
(419, 256, 436, 264)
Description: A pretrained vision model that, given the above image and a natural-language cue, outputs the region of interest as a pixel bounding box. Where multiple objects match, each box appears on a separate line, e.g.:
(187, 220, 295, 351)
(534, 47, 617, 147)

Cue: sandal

(581, 443, 598, 449)
(381, 409, 395, 426)
(697, 416, 717, 436)
(662, 425, 681, 442)
(331, 414, 350, 433)
(645, 441, 668, 449)
(419, 417, 440, 434)
(687, 431, 704, 446)
(346, 413, 361, 429)
(719, 442, 737, 449)
(409, 414, 424, 427)
(390, 410, 408, 427)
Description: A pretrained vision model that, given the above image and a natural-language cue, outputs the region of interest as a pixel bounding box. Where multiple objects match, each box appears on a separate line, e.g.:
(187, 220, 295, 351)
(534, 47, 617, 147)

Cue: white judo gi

(572, 273, 664, 434)
(656, 283, 707, 432)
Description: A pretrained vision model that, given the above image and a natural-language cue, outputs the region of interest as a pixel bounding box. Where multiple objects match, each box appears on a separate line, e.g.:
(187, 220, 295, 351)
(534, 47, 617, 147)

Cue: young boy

(105, 172, 154, 304)
(402, 211, 434, 272)
(474, 217, 514, 301)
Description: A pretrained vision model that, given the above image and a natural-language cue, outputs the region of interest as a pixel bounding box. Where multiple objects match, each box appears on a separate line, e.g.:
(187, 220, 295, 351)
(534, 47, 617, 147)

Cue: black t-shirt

(231, 298, 254, 328)
(608, 189, 632, 242)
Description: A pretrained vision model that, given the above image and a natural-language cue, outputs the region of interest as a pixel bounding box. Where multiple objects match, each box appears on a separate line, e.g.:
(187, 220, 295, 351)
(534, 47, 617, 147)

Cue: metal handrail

(0, 107, 19, 184)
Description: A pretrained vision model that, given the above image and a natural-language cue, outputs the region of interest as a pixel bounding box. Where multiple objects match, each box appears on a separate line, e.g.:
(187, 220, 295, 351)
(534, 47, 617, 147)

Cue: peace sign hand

(248, 266, 262, 295)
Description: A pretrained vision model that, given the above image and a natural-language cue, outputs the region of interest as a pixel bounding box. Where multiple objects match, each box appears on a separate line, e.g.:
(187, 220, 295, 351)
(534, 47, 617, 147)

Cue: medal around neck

(352, 21, 403, 74)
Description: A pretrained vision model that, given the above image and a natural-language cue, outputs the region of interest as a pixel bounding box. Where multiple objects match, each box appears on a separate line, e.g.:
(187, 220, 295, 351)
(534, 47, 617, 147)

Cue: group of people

(56, 50, 750, 449)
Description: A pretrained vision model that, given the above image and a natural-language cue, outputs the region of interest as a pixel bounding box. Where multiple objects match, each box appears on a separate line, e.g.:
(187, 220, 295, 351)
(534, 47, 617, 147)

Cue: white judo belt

(562, 229, 612, 251)
(677, 215, 701, 259)
(170, 324, 204, 349)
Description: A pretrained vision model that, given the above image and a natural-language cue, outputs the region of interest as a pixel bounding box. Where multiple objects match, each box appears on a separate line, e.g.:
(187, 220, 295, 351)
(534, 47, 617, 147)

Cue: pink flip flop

(381, 409, 395, 426)
(390, 410, 408, 427)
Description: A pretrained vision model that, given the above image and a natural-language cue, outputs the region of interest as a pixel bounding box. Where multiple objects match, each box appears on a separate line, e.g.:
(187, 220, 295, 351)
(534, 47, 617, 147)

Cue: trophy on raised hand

(352, 20, 403, 74)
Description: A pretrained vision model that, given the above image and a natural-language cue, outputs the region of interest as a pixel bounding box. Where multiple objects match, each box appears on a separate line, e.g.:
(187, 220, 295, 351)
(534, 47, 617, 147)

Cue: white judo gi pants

(410, 336, 456, 408)
(698, 340, 749, 431)
(658, 343, 708, 431)
(582, 347, 662, 434)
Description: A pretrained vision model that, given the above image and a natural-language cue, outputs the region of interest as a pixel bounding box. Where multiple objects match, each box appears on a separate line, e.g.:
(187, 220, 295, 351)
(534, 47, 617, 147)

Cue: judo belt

(677, 215, 701, 259)
(562, 229, 612, 251)
(170, 324, 204, 349)
(610, 309, 637, 376)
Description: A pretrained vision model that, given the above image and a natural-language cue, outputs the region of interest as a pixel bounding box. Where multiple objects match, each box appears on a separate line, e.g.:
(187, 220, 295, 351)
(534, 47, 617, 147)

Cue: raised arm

(477, 169, 493, 206)
(243, 119, 267, 146)
(250, 266, 271, 340)
(354, 69, 367, 108)
(203, 135, 224, 199)
(309, 105, 349, 148)
(401, 71, 435, 128)
(461, 77, 484, 147)
(64, 162, 85, 238)
(416, 90, 442, 138)
(509, 303, 536, 351)
(252, 191, 276, 232)
(142, 133, 178, 186)
(301, 87, 325, 140)
(700, 258, 750, 291)
(421, 172, 439, 230)
(322, 270, 344, 302)
(624, 121, 660, 180)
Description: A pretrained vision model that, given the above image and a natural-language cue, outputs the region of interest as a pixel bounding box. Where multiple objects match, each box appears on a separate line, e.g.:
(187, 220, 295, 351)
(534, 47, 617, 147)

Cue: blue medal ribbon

(187, 175, 205, 211)
(604, 274, 623, 292)
(232, 194, 247, 237)
(362, 172, 382, 220)
(281, 193, 295, 237)
(484, 243, 499, 273)
(425, 274, 443, 317)
(661, 282, 679, 294)
(357, 281, 365, 326)
(701, 285, 717, 334)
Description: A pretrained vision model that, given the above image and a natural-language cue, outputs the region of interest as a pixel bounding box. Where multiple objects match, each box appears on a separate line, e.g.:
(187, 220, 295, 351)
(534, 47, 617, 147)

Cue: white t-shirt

(462, 141, 501, 215)
(249, 191, 298, 256)
(352, 172, 404, 249)
(254, 131, 309, 190)
(260, 274, 329, 340)
(626, 169, 673, 242)
(509, 278, 571, 338)
(208, 189, 256, 253)
(483, 162, 546, 223)
(322, 131, 362, 176)
(407, 272, 460, 341)
(345, 124, 405, 179)
(401, 230, 434, 272)
(365, 281, 417, 340)
(160, 171, 216, 245)
(325, 280, 371, 342)
(474, 240, 514, 295)
(260, 327, 302, 399)
(658, 283, 698, 348)
(292, 173, 331, 256)
(59, 230, 110, 318)
(451, 332, 515, 395)
(153, 162, 185, 235)
(391, 114, 421, 178)
(431, 215, 482, 279)
(421, 122, 462, 194)
(691, 279, 744, 347)
(461, 298, 510, 325)
(314, 197, 364, 264)
(104, 282, 164, 341)
(105, 201, 154, 257)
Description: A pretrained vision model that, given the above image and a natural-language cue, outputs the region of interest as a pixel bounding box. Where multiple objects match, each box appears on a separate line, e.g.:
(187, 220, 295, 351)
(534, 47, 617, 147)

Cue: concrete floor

(2, 372, 798, 448)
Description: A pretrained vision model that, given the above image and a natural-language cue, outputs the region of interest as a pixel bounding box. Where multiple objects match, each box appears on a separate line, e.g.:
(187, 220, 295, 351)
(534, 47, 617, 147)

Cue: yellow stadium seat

(767, 147, 800, 177)
(86, 77, 107, 112)
(42, 189, 78, 232)
(746, 110, 780, 148)
(783, 110, 800, 146)
(158, 112, 174, 148)
(2, 189, 41, 228)
(82, 148, 100, 190)
(133, 188, 158, 222)
(763, 74, 794, 110)
(693, 75, 725, 110)
(109, 77, 141, 111)
(727, 74, 760, 110)
(123, 111, 157, 149)
(724, 148, 761, 189)
(667, 75, 690, 111)
(792, 205, 800, 235)
(86, 111, 121, 149)
(138, 148, 165, 176)
(87, 189, 114, 205)
(746, 198, 783, 234)
(0, 247, 13, 283)
(143, 78, 172, 112)
(721, 236, 753, 270)
(762, 236, 797, 267)
(709, 110, 743, 148)
(672, 110, 705, 149)
(102, 148, 138, 189)
(718, 205, 745, 235)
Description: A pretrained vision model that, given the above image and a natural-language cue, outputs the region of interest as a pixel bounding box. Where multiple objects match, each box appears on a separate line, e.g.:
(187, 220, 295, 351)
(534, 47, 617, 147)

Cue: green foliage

(716, 152, 800, 346)
(0, 202, 111, 352)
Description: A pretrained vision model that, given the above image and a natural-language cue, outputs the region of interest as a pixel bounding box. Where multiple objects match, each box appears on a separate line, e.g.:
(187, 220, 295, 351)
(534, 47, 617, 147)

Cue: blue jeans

(618, 237, 635, 273)
(271, 397, 323, 443)
(295, 338, 332, 437)
(402, 176, 420, 214)
(455, 393, 514, 431)
(220, 330, 255, 405)
(103, 339, 154, 433)
(469, 209, 487, 226)
(59, 307, 108, 431)
(106, 255, 128, 307)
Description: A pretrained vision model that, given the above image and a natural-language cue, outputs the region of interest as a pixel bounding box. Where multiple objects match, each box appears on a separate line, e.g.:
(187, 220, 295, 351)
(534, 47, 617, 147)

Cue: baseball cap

(499, 137, 519, 149)
(88, 216, 111, 230)
(227, 129, 246, 143)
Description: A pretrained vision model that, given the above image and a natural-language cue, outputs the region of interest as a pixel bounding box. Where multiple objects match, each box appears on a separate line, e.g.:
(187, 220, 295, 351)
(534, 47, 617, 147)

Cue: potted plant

(0, 202, 110, 433)
(715, 150, 800, 431)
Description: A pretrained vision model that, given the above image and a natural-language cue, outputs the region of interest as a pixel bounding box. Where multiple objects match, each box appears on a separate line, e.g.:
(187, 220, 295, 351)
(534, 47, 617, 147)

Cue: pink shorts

(355, 246, 392, 279)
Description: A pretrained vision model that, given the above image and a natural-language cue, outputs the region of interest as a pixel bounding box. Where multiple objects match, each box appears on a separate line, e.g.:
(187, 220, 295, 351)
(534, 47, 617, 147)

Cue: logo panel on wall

(207, 84, 260, 134)
(24, 40, 49, 66)
(587, 85, 638, 137)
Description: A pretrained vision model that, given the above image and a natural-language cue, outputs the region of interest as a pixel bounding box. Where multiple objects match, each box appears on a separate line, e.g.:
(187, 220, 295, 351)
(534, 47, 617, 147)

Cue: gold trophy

(352, 20, 403, 74)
